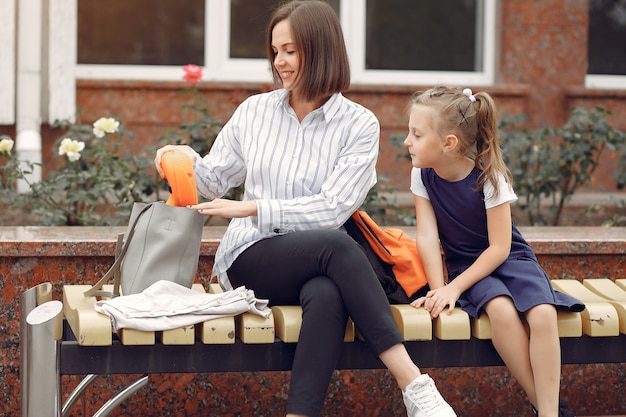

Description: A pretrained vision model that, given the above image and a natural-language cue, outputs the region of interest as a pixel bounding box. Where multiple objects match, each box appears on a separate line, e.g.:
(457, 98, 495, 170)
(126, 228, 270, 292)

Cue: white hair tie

(463, 88, 476, 103)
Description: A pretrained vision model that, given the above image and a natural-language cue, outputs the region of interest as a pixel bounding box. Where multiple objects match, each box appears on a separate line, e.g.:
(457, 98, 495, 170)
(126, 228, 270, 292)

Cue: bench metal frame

(58, 320, 626, 375)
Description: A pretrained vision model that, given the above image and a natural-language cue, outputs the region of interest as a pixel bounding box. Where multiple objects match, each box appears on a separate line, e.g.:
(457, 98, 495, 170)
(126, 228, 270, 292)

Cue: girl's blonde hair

(409, 86, 512, 196)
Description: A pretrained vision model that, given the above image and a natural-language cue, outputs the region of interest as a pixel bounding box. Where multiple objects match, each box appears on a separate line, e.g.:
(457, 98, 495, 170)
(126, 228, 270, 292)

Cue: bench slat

(555, 310, 583, 337)
(63, 285, 113, 346)
(433, 307, 471, 340)
(583, 278, 626, 334)
(208, 283, 275, 344)
(235, 312, 275, 343)
(471, 313, 491, 340)
(551, 280, 619, 337)
(271, 306, 355, 343)
(119, 328, 155, 345)
(159, 284, 207, 345)
(390, 305, 432, 341)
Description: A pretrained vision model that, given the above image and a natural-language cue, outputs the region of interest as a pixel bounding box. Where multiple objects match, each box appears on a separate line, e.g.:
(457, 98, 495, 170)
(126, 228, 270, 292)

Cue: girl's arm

(410, 195, 447, 307)
(425, 201, 513, 317)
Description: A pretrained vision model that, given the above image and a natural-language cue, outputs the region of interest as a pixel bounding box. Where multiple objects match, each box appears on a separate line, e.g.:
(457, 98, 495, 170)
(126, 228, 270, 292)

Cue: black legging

(227, 229, 403, 417)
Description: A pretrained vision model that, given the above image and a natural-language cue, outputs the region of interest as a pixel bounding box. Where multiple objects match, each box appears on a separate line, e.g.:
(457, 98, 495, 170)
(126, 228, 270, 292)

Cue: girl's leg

(483, 296, 538, 405)
(525, 304, 560, 416)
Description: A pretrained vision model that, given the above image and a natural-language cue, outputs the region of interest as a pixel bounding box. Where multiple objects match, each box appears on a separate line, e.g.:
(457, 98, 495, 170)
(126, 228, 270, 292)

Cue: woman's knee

(300, 277, 347, 319)
(312, 229, 362, 258)
(300, 276, 343, 306)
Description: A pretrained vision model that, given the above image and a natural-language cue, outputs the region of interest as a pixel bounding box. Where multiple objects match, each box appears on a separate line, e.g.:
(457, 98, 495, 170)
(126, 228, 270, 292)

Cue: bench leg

(61, 374, 100, 417)
(93, 375, 149, 417)
(20, 283, 63, 417)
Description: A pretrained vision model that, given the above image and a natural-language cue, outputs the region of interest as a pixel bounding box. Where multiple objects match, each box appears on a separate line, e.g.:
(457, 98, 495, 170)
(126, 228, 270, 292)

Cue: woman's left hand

(191, 199, 257, 218)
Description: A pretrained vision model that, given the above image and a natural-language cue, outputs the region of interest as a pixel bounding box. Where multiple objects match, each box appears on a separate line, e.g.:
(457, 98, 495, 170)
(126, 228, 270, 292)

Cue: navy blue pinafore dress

(420, 167, 584, 317)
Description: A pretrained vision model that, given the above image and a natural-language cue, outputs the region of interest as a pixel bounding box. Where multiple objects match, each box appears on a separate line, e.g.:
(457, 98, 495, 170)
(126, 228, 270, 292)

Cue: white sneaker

(403, 374, 457, 417)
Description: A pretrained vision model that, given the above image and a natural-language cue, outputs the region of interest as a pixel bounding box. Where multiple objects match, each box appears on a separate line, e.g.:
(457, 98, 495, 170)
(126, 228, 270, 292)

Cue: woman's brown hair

(266, 0, 350, 102)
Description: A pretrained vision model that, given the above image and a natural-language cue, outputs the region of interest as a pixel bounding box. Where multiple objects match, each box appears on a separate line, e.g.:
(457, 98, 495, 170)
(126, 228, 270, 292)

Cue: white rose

(58, 138, 85, 162)
(0, 137, 14, 153)
(92, 117, 120, 138)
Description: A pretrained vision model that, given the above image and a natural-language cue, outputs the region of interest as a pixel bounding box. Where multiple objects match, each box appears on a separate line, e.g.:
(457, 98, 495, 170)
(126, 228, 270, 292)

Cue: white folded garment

(94, 280, 270, 332)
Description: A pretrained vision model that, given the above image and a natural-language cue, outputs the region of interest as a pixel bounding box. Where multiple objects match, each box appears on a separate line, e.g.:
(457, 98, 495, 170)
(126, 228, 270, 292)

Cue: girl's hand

(191, 199, 257, 218)
(410, 284, 460, 318)
(154, 145, 197, 178)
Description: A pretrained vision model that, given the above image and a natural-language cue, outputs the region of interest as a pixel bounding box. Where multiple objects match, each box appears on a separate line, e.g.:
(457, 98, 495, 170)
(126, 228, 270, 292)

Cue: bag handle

(83, 203, 156, 298)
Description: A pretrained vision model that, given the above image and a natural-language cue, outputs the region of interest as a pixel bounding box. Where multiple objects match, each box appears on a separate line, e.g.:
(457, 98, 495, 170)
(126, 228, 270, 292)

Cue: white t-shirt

(410, 167, 518, 209)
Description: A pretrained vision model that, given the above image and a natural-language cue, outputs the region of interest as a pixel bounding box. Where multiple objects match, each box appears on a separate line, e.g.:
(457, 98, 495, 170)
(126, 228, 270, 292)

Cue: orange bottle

(161, 152, 198, 207)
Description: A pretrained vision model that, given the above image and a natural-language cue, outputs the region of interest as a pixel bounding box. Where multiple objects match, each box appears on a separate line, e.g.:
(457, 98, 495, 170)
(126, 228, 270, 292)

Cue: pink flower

(182, 64, 203, 85)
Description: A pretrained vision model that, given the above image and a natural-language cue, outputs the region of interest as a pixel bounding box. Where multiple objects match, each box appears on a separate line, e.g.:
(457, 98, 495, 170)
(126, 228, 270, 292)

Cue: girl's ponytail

(473, 91, 511, 196)
(410, 86, 511, 197)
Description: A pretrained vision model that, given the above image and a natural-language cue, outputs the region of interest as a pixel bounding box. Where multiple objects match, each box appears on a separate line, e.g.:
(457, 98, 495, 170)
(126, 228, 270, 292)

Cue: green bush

(1, 118, 157, 226)
(391, 106, 626, 226)
(501, 107, 626, 225)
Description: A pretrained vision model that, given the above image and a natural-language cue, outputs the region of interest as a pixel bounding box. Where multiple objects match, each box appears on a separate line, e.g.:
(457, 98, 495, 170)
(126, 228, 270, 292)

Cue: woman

(155, 2, 456, 416)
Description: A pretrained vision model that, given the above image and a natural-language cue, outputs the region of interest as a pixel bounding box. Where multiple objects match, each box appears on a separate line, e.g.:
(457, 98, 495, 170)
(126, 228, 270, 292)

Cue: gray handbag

(84, 201, 204, 298)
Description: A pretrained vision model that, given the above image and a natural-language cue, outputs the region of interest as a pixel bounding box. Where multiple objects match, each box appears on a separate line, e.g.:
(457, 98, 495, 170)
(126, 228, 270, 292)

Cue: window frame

(585, 75, 626, 90)
(0, 0, 16, 124)
(585, 0, 626, 90)
(73, 0, 496, 86)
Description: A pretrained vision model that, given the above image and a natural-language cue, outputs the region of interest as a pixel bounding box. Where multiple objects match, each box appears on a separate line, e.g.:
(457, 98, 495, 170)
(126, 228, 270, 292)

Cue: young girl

(404, 86, 584, 417)
(156, 3, 456, 416)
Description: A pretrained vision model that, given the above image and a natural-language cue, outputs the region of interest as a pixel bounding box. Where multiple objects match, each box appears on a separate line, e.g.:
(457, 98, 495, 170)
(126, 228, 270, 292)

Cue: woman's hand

(191, 199, 257, 219)
(410, 283, 461, 318)
(154, 145, 197, 178)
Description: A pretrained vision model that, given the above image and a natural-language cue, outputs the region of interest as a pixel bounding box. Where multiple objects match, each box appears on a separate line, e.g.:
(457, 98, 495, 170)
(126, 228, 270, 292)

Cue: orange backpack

(350, 210, 428, 299)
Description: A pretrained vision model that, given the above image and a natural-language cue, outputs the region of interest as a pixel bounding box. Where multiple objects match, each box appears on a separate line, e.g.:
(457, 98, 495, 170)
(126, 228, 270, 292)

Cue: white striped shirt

(194, 89, 380, 290)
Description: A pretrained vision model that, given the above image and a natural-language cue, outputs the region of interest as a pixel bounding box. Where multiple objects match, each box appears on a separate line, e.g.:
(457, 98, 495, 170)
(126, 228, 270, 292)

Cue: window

(351, 0, 493, 85)
(586, 0, 626, 89)
(229, 0, 339, 59)
(74, 0, 495, 86)
(77, 0, 205, 66)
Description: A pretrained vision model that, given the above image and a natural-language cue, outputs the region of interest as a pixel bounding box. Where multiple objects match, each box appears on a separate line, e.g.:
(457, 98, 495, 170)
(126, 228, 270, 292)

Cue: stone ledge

(1, 225, 624, 254)
(3, 226, 622, 310)
(1, 225, 624, 281)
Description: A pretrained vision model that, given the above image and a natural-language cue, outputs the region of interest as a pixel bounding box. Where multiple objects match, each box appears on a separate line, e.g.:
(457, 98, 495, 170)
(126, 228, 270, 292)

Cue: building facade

(1, 0, 625, 192)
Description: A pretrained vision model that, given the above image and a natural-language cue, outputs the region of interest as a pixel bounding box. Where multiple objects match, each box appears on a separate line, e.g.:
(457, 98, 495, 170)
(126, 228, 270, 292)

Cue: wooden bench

(21, 278, 626, 416)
